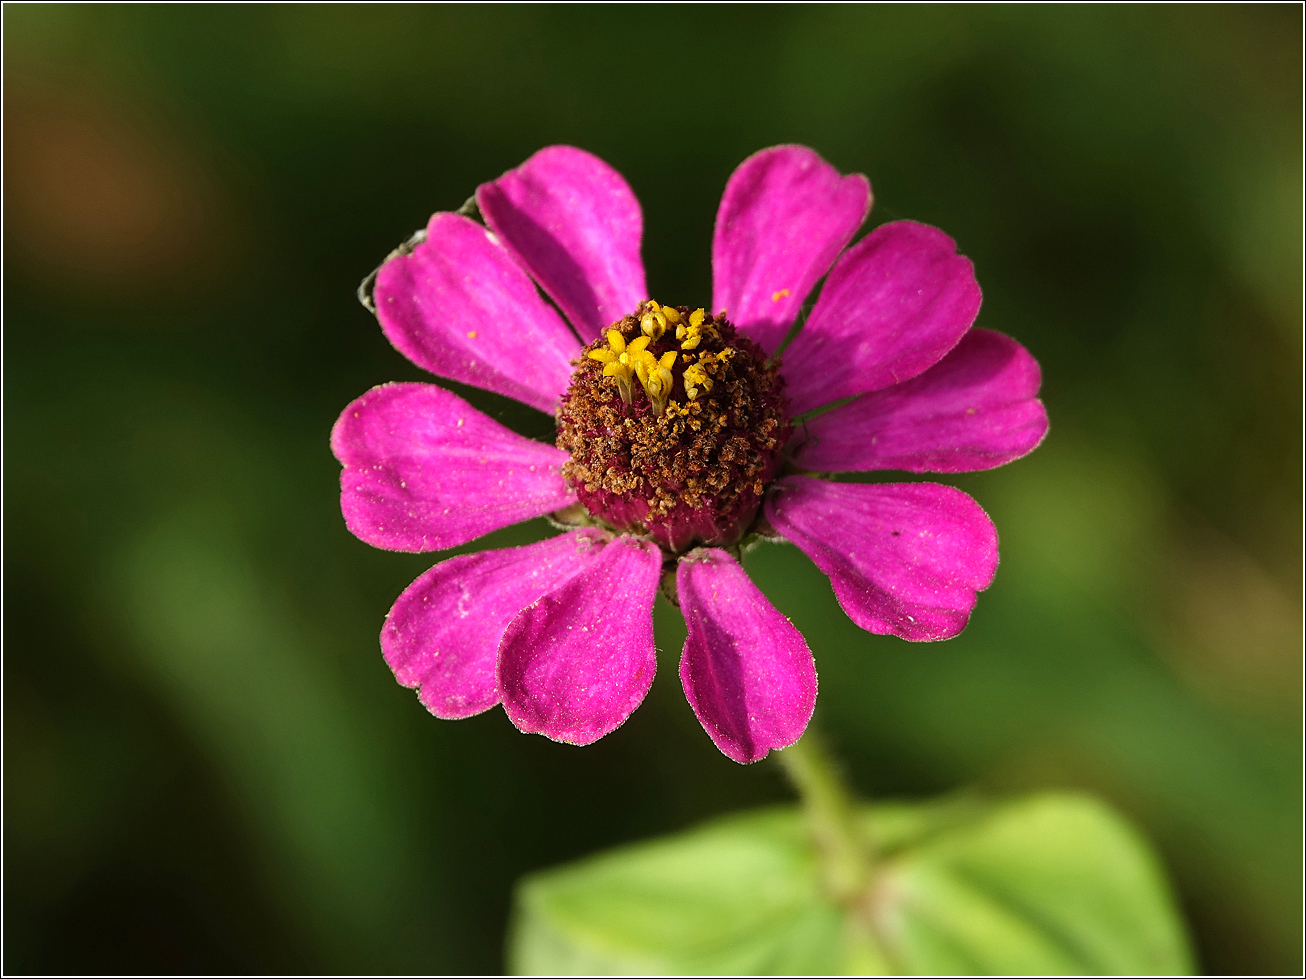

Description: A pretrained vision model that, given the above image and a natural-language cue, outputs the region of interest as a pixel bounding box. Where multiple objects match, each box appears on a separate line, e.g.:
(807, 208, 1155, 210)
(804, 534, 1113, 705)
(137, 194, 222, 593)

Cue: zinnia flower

(332, 145, 1047, 764)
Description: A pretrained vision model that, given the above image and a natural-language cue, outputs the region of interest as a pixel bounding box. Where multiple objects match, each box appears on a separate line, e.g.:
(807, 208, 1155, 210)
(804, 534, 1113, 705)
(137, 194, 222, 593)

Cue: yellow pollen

(683, 363, 712, 401)
(586, 304, 740, 413)
(675, 307, 714, 351)
(771, 289, 790, 302)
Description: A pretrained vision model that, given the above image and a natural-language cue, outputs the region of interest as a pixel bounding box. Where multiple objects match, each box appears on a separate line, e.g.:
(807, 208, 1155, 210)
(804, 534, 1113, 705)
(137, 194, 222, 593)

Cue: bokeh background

(4, 5, 1300, 974)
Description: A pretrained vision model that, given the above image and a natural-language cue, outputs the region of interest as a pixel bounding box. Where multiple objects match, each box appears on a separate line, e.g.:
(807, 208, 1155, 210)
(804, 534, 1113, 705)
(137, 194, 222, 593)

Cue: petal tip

(676, 548, 817, 765)
(766, 477, 998, 644)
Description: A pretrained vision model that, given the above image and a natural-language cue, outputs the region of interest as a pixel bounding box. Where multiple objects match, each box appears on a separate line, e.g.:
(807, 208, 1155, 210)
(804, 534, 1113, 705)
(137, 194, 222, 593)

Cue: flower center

(556, 301, 790, 553)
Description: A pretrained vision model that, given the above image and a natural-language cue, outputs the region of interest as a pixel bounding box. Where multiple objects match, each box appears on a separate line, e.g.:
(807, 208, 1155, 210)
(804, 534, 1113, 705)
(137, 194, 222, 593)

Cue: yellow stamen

(640, 301, 669, 340)
(675, 308, 716, 351)
(588, 305, 729, 412)
(593, 330, 639, 404)
(683, 363, 712, 401)
(645, 352, 676, 414)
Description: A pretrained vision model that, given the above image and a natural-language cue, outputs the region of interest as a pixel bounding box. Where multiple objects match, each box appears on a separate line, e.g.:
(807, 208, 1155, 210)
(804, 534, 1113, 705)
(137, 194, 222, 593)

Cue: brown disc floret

(556, 301, 791, 553)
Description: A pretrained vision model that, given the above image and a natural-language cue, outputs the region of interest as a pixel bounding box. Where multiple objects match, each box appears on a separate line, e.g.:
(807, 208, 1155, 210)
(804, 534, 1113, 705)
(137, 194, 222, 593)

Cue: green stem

(776, 729, 873, 903)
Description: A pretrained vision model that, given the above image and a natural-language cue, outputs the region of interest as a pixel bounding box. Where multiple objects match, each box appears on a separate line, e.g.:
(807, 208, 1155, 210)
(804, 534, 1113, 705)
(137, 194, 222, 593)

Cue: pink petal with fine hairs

(781, 221, 982, 415)
(677, 549, 817, 765)
(477, 146, 647, 343)
(332, 382, 575, 552)
(383, 529, 610, 720)
(373, 212, 581, 414)
(712, 145, 871, 356)
(794, 329, 1048, 473)
(497, 534, 662, 746)
(765, 477, 998, 642)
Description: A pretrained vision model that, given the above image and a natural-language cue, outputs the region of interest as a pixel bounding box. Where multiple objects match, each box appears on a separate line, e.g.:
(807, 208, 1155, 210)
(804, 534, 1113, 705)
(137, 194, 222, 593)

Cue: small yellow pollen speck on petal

(771, 289, 790, 302)
(467, 331, 478, 338)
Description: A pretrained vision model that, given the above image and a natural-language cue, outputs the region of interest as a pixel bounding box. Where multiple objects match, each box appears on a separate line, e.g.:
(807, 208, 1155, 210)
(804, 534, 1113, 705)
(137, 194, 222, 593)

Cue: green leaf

(508, 809, 853, 975)
(507, 793, 1192, 975)
(870, 794, 1194, 975)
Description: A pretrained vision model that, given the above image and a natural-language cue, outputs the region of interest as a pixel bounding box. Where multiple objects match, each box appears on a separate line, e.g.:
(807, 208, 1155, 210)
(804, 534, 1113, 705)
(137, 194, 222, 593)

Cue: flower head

(333, 145, 1048, 764)
(559, 302, 786, 552)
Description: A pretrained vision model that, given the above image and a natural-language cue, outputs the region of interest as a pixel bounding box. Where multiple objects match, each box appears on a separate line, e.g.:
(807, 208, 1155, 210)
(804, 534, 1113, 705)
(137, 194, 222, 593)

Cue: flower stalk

(776, 728, 873, 904)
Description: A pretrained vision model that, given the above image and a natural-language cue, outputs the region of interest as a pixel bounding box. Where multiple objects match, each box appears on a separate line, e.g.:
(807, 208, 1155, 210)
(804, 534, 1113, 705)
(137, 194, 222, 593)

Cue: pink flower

(332, 145, 1047, 764)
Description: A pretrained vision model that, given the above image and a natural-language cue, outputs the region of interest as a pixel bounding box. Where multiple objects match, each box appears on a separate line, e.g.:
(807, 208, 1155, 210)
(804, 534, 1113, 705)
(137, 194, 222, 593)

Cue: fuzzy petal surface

(794, 329, 1048, 473)
(765, 477, 998, 642)
(497, 535, 661, 746)
(477, 145, 647, 343)
(782, 221, 982, 415)
(712, 145, 871, 356)
(373, 212, 581, 414)
(677, 549, 817, 764)
(382, 530, 608, 720)
(332, 382, 575, 552)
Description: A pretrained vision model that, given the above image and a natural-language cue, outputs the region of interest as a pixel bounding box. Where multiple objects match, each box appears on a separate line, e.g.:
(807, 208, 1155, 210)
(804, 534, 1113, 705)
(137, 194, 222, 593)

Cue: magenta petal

(677, 549, 817, 765)
(497, 535, 662, 745)
(382, 530, 607, 720)
(794, 329, 1048, 473)
(765, 477, 998, 642)
(332, 382, 575, 552)
(477, 146, 647, 343)
(373, 212, 581, 414)
(712, 145, 871, 356)
(781, 221, 983, 415)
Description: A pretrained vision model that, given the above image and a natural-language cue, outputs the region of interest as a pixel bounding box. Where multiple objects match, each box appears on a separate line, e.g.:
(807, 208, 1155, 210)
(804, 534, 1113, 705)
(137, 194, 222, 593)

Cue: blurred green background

(4, 5, 1300, 974)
